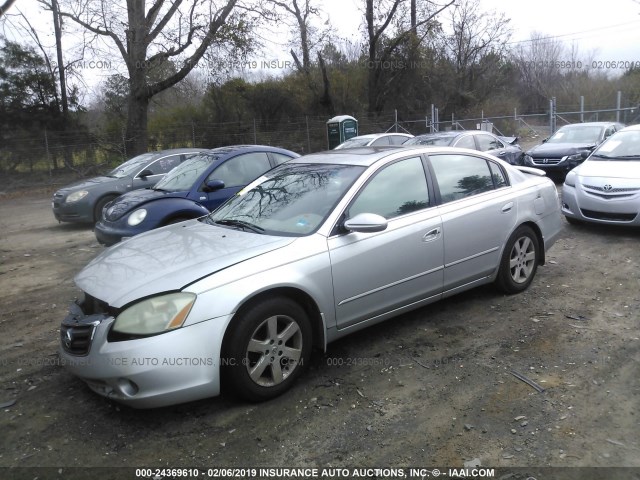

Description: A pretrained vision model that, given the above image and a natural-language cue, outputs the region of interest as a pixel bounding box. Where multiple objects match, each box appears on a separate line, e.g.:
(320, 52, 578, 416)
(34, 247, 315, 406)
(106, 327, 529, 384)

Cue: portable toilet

(327, 115, 358, 149)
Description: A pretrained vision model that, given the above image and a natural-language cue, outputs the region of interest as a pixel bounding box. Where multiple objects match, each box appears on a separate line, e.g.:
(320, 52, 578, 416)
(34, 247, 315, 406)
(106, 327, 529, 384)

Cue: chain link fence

(2, 97, 638, 189)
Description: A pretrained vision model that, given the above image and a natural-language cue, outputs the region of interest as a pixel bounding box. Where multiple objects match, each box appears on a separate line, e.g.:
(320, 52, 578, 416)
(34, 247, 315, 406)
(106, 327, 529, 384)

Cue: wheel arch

(93, 192, 120, 222)
(519, 220, 545, 265)
(148, 199, 209, 226)
(221, 287, 326, 354)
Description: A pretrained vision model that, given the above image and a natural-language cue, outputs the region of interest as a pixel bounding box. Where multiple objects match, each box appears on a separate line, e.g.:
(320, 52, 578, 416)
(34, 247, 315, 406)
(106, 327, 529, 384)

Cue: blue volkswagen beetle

(94, 145, 299, 245)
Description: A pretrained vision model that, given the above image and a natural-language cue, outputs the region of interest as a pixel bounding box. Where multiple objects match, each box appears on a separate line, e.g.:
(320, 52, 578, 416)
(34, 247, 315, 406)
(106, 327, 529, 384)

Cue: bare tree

(512, 32, 567, 111)
(269, 0, 334, 113)
(0, 0, 17, 17)
(50, 0, 69, 118)
(270, 0, 326, 74)
(364, 0, 455, 115)
(443, 0, 512, 110)
(42, 0, 253, 155)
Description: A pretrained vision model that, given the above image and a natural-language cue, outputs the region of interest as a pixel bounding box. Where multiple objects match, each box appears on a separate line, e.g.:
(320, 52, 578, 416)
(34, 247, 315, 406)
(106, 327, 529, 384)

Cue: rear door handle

(423, 227, 442, 242)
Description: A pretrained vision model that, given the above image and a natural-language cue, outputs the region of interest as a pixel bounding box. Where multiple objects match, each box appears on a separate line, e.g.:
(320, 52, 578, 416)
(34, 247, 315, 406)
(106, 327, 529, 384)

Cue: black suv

(523, 122, 625, 178)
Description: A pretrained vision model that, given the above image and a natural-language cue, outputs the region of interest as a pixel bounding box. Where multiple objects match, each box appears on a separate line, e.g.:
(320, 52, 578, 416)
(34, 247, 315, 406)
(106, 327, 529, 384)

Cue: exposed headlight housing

(66, 190, 89, 203)
(564, 171, 577, 187)
(127, 208, 148, 226)
(112, 293, 196, 336)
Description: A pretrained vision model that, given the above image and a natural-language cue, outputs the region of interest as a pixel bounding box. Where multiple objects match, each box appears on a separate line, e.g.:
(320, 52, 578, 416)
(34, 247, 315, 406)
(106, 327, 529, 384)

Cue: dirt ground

(0, 184, 639, 479)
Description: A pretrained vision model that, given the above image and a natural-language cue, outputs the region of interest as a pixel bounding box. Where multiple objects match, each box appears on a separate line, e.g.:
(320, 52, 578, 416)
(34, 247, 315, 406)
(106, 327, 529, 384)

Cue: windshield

(589, 130, 640, 160)
(107, 153, 156, 178)
(547, 126, 602, 144)
(404, 135, 455, 146)
(154, 153, 221, 191)
(205, 163, 365, 236)
(334, 137, 374, 149)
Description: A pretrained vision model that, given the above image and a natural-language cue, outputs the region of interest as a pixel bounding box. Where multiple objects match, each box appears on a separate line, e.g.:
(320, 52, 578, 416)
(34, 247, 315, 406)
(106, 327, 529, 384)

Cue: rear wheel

(221, 297, 312, 401)
(496, 225, 539, 294)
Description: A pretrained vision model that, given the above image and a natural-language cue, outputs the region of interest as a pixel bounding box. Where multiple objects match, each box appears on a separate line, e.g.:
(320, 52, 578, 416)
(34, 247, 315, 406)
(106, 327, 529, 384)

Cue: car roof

(201, 145, 299, 157)
(290, 145, 494, 167)
(558, 122, 623, 129)
(414, 131, 461, 138)
(346, 133, 413, 140)
(151, 147, 205, 155)
(412, 130, 498, 140)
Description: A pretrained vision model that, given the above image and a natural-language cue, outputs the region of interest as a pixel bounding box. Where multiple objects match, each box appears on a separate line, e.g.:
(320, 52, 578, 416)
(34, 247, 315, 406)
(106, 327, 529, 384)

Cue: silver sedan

(562, 124, 640, 225)
(59, 146, 562, 407)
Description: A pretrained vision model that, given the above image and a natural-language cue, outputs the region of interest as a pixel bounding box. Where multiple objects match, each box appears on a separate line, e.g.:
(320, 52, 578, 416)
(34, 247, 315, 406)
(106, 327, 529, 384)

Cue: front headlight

(523, 154, 533, 166)
(66, 190, 89, 203)
(563, 153, 582, 163)
(112, 293, 196, 336)
(564, 171, 577, 187)
(127, 208, 148, 226)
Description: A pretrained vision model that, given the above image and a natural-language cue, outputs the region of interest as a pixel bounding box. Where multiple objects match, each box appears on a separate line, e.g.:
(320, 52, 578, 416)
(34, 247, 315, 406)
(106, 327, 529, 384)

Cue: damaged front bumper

(59, 301, 225, 408)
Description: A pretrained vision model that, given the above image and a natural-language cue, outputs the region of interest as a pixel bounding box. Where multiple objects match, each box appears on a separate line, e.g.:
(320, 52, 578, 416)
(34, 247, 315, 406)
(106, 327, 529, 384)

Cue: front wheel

(93, 195, 117, 223)
(496, 225, 539, 294)
(221, 297, 312, 401)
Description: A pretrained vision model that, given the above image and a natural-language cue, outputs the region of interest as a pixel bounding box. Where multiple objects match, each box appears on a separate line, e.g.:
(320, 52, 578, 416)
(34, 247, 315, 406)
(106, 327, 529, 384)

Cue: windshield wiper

(214, 218, 264, 233)
(590, 154, 614, 160)
(616, 155, 640, 159)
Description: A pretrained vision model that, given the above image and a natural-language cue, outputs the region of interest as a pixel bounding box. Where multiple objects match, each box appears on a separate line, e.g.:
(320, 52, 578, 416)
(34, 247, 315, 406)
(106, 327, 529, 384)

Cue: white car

(562, 124, 640, 225)
(334, 133, 413, 149)
(60, 146, 562, 408)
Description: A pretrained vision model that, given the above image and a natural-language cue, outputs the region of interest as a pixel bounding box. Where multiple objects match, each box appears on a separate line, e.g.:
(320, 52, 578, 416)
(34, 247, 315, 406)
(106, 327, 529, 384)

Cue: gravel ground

(0, 184, 639, 480)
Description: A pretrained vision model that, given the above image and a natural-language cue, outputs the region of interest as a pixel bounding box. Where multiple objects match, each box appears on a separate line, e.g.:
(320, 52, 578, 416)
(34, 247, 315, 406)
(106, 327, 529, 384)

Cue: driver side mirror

(343, 213, 388, 233)
(203, 179, 225, 192)
(138, 169, 154, 179)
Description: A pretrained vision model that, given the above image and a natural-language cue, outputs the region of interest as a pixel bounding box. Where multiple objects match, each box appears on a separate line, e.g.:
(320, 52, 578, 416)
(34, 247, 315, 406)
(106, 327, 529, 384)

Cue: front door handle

(501, 202, 514, 213)
(423, 227, 442, 242)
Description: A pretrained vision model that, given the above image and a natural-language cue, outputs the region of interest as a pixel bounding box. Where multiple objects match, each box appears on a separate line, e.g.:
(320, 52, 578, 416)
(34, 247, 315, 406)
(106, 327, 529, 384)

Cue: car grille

(60, 323, 95, 356)
(583, 184, 640, 193)
(61, 293, 114, 356)
(582, 184, 640, 200)
(531, 158, 562, 165)
(580, 209, 637, 222)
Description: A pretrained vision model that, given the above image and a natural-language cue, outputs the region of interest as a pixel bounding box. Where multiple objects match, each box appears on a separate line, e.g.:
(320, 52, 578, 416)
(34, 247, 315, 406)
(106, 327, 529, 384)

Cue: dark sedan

(523, 122, 624, 178)
(404, 130, 523, 165)
(94, 145, 299, 245)
(52, 148, 205, 224)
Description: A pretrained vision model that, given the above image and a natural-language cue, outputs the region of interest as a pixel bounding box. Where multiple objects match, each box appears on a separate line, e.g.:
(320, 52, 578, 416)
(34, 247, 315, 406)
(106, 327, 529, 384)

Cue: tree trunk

(125, 94, 149, 157)
(317, 51, 334, 115)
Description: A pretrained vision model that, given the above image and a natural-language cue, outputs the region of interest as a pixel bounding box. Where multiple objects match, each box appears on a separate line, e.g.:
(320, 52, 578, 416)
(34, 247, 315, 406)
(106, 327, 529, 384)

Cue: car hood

(56, 176, 122, 194)
(527, 143, 595, 157)
(574, 160, 640, 179)
(105, 189, 187, 220)
(75, 220, 295, 307)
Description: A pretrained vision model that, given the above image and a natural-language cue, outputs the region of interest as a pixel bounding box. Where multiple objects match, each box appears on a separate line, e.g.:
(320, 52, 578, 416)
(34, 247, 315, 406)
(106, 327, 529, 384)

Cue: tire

(221, 297, 312, 402)
(496, 225, 539, 294)
(93, 195, 117, 223)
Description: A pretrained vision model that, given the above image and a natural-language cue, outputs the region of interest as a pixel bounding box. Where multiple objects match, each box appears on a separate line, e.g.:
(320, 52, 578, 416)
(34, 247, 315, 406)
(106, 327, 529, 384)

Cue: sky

(2, 0, 639, 91)
(323, 0, 640, 67)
